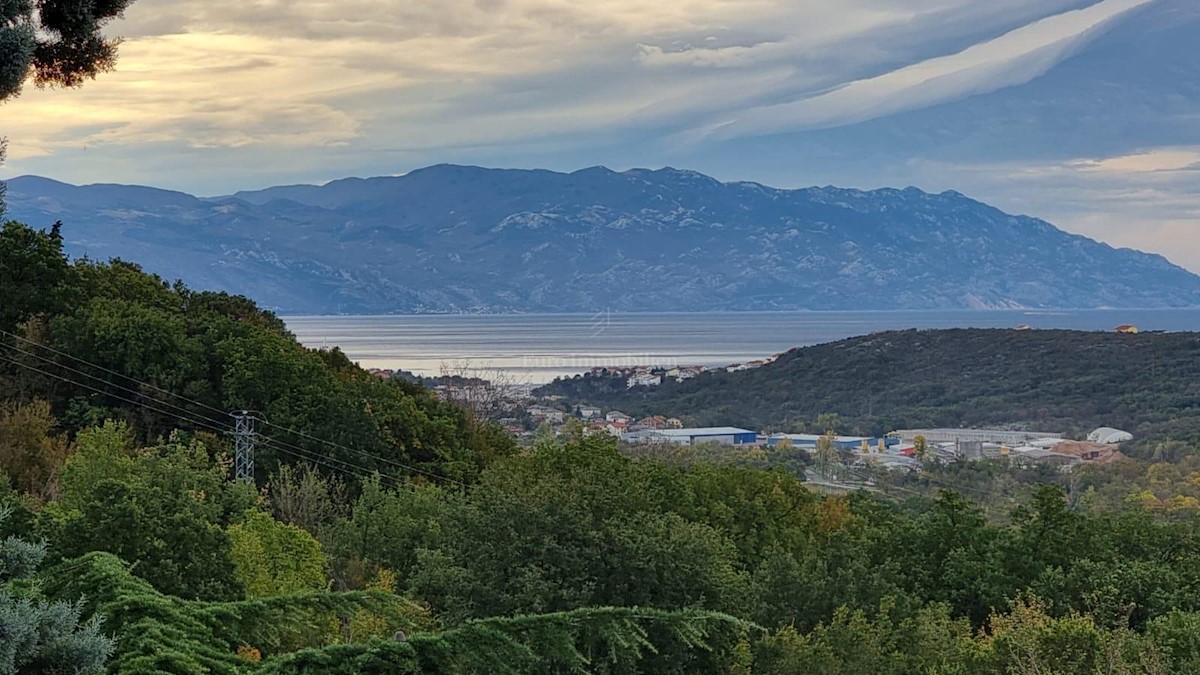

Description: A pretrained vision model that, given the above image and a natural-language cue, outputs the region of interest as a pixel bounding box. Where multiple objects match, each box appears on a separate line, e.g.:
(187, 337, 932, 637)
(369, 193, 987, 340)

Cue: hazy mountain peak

(5, 164, 1199, 314)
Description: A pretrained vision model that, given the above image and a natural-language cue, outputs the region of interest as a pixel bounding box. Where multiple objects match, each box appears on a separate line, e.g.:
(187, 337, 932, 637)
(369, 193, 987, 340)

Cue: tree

(45, 426, 255, 600)
(0, 399, 70, 499)
(0, 0, 135, 102)
(268, 463, 348, 538)
(227, 510, 328, 598)
(977, 597, 1163, 674)
(816, 434, 838, 480)
(0, 509, 114, 673)
(815, 412, 842, 436)
(913, 434, 929, 461)
(0, 221, 73, 332)
(328, 479, 454, 590)
(438, 359, 526, 428)
(753, 603, 974, 674)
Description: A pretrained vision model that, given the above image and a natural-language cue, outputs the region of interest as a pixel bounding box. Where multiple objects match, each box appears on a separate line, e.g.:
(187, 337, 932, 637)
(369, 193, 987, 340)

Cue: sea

(285, 309, 1200, 384)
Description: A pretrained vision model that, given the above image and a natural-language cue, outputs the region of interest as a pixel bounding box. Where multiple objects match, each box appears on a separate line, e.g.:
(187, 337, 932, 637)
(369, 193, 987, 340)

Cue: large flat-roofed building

(622, 427, 757, 446)
(766, 434, 889, 451)
(894, 429, 1063, 446)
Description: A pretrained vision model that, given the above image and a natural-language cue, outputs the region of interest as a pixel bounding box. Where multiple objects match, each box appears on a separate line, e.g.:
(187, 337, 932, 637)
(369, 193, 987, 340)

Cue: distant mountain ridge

(5, 164, 1200, 314)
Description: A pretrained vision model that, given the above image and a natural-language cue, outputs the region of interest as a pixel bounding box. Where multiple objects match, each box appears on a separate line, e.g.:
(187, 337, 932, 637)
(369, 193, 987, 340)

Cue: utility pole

(232, 411, 258, 484)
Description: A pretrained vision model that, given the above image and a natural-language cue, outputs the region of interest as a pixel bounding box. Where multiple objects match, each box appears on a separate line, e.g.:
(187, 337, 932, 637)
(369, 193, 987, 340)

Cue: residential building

(528, 405, 565, 424)
(629, 415, 669, 432)
(627, 373, 662, 388)
(606, 410, 632, 423)
(1052, 440, 1127, 464)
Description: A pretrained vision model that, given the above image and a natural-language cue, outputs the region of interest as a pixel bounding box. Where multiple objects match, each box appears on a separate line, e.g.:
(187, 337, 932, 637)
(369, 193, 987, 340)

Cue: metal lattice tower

(232, 411, 257, 483)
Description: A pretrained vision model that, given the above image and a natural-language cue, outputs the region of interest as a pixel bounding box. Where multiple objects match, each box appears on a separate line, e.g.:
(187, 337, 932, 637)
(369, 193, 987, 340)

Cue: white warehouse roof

(1087, 427, 1133, 444)
(650, 427, 755, 437)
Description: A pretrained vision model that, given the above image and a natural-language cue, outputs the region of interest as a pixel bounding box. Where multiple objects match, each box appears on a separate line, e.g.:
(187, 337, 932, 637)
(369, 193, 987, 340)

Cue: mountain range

(4, 164, 1200, 314)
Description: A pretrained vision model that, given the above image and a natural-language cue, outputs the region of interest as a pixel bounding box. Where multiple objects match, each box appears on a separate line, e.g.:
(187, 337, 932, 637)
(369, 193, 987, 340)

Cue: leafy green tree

(227, 510, 328, 598)
(410, 435, 751, 623)
(975, 597, 1161, 674)
(597, 511, 748, 611)
(815, 433, 837, 480)
(815, 412, 842, 435)
(0, 221, 72, 332)
(1148, 611, 1200, 672)
(753, 603, 974, 675)
(328, 479, 453, 590)
(44, 425, 254, 599)
(913, 434, 929, 460)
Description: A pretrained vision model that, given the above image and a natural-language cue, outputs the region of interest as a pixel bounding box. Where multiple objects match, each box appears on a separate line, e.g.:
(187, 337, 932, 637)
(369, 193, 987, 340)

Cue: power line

(1, 341, 231, 431)
(1, 333, 462, 486)
(256, 437, 403, 487)
(0, 352, 229, 436)
(0, 352, 402, 486)
(261, 420, 464, 486)
(0, 328, 229, 419)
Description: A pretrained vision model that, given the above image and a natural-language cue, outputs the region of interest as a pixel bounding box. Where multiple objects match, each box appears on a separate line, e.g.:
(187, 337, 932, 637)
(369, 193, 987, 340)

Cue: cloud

(898, 146, 1200, 270)
(1073, 148, 1200, 173)
(6, 0, 1140, 172)
(689, 0, 1155, 141)
(3, 0, 1194, 280)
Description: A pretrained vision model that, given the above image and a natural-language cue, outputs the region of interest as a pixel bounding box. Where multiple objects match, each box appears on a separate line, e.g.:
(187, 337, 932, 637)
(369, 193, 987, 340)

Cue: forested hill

(0, 220, 514, 484)
(537, 329, 1200, 448)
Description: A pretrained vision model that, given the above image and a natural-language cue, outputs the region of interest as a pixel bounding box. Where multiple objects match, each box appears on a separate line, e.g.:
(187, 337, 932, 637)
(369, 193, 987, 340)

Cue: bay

(285, 309, 1200, 384)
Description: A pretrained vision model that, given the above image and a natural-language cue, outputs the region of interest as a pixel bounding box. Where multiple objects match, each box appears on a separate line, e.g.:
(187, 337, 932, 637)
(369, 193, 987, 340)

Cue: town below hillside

(529, 327, 1200, 461)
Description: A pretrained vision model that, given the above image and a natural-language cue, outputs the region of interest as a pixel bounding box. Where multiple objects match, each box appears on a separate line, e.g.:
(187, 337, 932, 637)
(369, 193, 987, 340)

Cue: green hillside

(539, 329, 1200, 452)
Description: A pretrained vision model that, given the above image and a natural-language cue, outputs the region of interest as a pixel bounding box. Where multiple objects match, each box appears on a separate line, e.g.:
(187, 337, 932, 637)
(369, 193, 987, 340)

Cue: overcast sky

(3, 0, 1199, 270)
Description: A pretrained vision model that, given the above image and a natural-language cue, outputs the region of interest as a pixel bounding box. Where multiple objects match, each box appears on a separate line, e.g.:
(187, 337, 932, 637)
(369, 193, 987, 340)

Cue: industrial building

(621, 427, 757, 446)
(766, 434, 893, 452)
(1087, 427, 1134, 444)
(893, 429, 1063, 446)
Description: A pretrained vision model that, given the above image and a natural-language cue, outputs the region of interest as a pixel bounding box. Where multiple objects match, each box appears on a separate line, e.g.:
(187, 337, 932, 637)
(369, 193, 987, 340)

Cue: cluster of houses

(585, 354, 783, 389)
(524, 404, 687, 436)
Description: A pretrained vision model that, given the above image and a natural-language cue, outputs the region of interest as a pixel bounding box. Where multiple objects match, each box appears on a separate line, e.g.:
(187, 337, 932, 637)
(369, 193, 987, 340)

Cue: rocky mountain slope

(5, 164, 1200, 313)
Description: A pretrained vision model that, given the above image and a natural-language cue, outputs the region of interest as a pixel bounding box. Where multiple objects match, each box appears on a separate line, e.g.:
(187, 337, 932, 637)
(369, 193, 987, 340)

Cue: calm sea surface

(285, 310, 1200, 384)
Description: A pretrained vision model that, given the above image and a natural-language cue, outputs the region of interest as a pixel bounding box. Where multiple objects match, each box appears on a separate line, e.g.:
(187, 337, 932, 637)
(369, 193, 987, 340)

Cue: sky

(3, 0, 1199, 269)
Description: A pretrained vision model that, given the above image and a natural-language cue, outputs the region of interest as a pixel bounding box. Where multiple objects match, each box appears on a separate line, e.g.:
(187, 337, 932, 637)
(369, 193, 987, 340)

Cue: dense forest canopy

(7, 220, 1200, 671)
